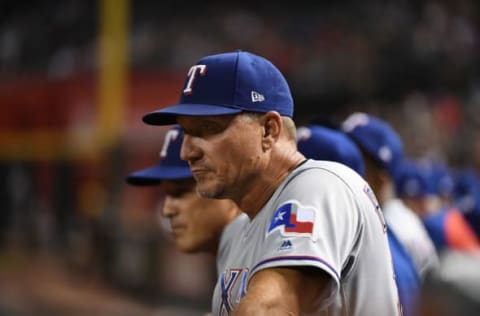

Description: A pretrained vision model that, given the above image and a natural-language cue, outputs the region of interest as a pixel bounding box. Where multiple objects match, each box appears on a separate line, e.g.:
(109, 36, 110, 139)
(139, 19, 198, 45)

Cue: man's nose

(180, 134, 201, 162)
(161, 196, 179, 217)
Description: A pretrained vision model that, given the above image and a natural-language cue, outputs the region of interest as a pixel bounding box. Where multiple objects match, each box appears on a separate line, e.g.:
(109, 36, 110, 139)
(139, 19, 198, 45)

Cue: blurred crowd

(1, 0, 480, 315)
(2, 0, 480, 158)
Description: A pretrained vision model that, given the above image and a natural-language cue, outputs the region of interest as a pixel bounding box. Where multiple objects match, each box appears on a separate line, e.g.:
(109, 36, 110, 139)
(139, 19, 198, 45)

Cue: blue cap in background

(126, 125, 192, 185)
(143, 50, 294, 125)
(453, 168, 480, 237)
(418, 159, 455, 198)
(453, 169, 480, 214)
(297, 124, 365, 176)
(342, 112, 403, 178)
(394, 159, 429, 198)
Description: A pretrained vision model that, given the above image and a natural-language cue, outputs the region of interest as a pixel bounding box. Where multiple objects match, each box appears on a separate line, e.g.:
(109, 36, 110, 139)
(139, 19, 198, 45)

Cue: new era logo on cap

(251, 91, 265, 102)
(143, 50, 293, 126)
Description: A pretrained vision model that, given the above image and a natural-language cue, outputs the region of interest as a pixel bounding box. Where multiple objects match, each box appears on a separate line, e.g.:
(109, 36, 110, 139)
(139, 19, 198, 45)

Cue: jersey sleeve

(250, 167, 363, 305)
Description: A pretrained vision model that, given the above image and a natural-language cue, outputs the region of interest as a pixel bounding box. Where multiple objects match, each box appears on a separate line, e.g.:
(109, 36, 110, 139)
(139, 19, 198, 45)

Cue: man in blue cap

(454, 168, 480, 239)
(394, 159, 479, 254)
(342, 112, 439, 280)
(297, 123, 421, 316)
(142, 51, 400, 315)
(296, 124, 365, 176)
(127, 125, 245, 270)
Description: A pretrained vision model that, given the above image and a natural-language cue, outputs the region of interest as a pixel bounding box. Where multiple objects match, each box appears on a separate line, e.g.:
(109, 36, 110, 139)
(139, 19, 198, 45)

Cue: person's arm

(232, 267, 332, 315)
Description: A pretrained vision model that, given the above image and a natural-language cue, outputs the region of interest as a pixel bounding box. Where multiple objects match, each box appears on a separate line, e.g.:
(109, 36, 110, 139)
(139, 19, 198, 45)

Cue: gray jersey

(217, 213, 250, 275)
(212, 159, 401, 316)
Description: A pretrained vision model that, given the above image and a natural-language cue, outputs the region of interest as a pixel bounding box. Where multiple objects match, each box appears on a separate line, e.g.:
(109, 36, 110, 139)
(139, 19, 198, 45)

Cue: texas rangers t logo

(183, 64, 207, 95)
(159, 128, 179, 158)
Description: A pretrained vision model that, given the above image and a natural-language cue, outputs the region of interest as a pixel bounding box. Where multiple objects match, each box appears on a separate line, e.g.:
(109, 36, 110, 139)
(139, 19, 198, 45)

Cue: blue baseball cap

(453, 169, 480, 237)
(297, 124, 365, 176)
(342, 112, 403, 178)
(418, 160, 455, 198)
(143, 50, 294, 126)
(453, 169, 480, 213)
(394, 159, 429, 198)
(126, 125, 192, 185)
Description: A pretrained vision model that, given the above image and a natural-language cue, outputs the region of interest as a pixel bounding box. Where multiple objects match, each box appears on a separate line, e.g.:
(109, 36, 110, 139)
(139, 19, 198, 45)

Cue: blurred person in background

(297, 123, 420, 316)
(394, 159, 479, 254)
(342, 112, 439, 279)
(126, 125, 246, 275)
(453, 168, 480, 240)
(296, 124, 365, 176)
(418, 250, 480, 316)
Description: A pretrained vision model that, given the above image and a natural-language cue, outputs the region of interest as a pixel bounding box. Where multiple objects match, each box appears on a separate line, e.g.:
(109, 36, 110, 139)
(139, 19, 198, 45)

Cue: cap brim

(143, 104, 243, 126)
(126, 165, 192, 186)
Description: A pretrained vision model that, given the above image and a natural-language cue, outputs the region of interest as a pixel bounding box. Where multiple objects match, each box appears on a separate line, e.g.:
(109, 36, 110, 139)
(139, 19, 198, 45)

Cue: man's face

(159, 178, 236, 254)
(177, 114, 264, 202)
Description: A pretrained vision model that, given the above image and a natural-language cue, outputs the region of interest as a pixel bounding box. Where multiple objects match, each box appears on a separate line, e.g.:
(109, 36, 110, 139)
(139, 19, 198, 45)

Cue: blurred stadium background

(0, 0, 479, 315)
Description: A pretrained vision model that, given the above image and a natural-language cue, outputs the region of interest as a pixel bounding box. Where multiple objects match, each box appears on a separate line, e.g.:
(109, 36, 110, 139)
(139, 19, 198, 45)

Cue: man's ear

(261, 111, 282, 150)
